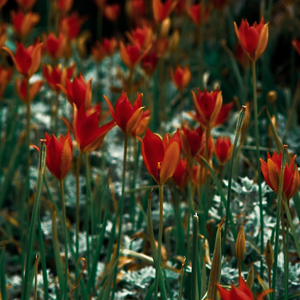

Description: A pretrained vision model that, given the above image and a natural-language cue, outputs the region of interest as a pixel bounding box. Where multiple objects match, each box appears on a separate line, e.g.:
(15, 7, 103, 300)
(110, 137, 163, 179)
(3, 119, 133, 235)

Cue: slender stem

(128, 68, 134, 97)
(111, 134, 128, 300)
(60, 180, 68, 300)
(281, 203, 288, 300)
(252, 61, 264, 278)
(191, 214, 199, 300)
(130, 138, 138, 232)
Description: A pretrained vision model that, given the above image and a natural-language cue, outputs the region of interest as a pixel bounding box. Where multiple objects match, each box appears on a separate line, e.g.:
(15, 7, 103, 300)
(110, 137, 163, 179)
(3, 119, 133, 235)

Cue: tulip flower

(104, 92, 150, 137)
(196, 133, 214, 162)
(175, 0, 186, 15)
(234, 18, 269, 62)
(58, 74, 92, 110)
(141, 51, 159, 76)
(0, 0, 7, 9)
(11, 10, 40, 39)
(91, 38, 118, 63)
(126, 24, 153, 49)
(57, 0, 73, 14)
(60, 14, 85, 40)
(72, 104, 116, 153)
(0, 66, 13, 98)
(16, 0, 37, 11)
(217, 276, 272, 300)
(235, 42, 249, 70)
(42, 32, 67, 61)
(214, 136, 233, 164)
(173, 158, 190, 189)
(43, 64, 75, 93)
(15, 77, 43, 103)
(188, 88, 234, 128)
(260, 151, 299, 200)
(0, 23, 7, 49)
(292, 38, 300, 56)
(104, 4, 121, 22)
(3, 40, 43, 79)
(186, 3, 210, 26)
(128, 0, 146, 21)
(156, 37, 168, 57)
(139, 128, 181, 185)
(170, 65, 191, 92)
(91, 42, 106, 63)
(152, 0, 177, 23)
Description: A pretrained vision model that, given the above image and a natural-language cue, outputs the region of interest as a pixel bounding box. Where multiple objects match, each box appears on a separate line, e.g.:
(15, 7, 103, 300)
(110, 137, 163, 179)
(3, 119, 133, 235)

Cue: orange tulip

(42, 32, 67, 61)
(0, 66, 13, 98)
(186, 3, 210, 26)
(139, 128, 181, 185)
(0, 23, 7, 49)
(104, 4, 121, 22)
(173, 157, 190, 189)
(260, 151, 299, 200)
(3, 40, 43, 79)
(292, 38, 300, 56)
(15, 0, 37, 11)
(141, 51, 159, 76)
(214, 136, 233, 164)
(11, 10, 40, 39)
(15, 77, 43, 104)
(234, 17, 269, 62)
(0, 0, 7, 9)
(170, 65, 191, 92)
(152, 0, 177, 23)
(57, 0, 73, 14)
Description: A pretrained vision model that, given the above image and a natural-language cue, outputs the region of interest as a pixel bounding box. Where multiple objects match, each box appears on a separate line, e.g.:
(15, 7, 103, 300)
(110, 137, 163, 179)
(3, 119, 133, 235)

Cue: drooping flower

(139, 128, 181, 185)
(234, 18, 269, 61)
(104, 4, 121, 22)
(42, 32, 67, 61)
(15, 0, 37, 11)
(3, 40, 43, 79)
(15, 77, 43, 103)
(45, 132, 72, 181)
(260, 151, 299, 200)
(292, 38, 300, 56)
(152, 0, 177, 23)
(170, 65, 191, 92)
(173, 158, 190, 189)
(214, 136, 233, 164)
(0, 66, 13, 98)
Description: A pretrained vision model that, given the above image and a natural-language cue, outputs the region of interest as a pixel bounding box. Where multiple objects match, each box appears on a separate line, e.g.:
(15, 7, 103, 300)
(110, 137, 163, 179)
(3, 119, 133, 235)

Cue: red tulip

(235, 42, 249, 70)
(0, 66, 13, 98)
(139, 128, 181, 185)
(42, 32, 67, 61)
(292, 38, 300, 56)
(175, 0, 186, 15)
(15, 77, 43, 103)
(173, 158, 190, 189)
(260, 151, 300, 200)
(141, 51, 159, 76)
(45, 132, 72, 181)
(11, 11, 40, 39)
(217, 276, 272, 300)
(59, 74, 92, 110)
(234, 18, 269, 61)
(73, 104, 116, 153)
(91, 38, 118, 63)
(57, 0, 73, 14)
(15, 0, 37, 11)
(3, 40, 43, 79)
(152, 0, 177, 23)
(104, 4, 121, 22)
(170, 65, 191, 92)
(0, 0, 7, 9)
(127, 24, 153, 49)
(186, 3, 210, 26)
(192, 164, 207, 186)
(102, 37, 118, 56)
(60, 14, 85, 40)
(128, 0, 146, 20)
(214, 136, 233, 164)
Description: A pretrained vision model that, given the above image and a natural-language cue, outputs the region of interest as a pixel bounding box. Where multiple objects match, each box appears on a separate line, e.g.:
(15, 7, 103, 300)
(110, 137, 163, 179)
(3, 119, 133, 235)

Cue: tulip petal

(254, 23, 269, 61)
(267, 158, 279, 194)
(60, 138, 72, 180)
(127, 106, 144, 135)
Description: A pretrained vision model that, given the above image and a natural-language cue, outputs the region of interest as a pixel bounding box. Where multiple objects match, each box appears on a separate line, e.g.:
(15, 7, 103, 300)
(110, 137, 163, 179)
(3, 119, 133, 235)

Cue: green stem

(60, 180, 68, 300)
(281, 203, 288, 300)
(252, 61, 264, 278)
(191, 214, 199, 300)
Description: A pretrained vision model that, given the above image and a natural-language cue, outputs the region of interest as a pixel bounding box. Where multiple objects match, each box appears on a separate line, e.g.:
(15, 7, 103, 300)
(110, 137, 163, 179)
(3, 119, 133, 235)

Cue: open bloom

(104, 92, 150, 137)
(170, 65, 191, 92)
(217, 276, 272, 300)
(173, 158, 190, 189)
(15, 77, 43, 103)
(45, 132, 72, 181)
(3, 40, 43, 79)
(0, 66, 13, 98)
(234, 18, 269, 61)
(260, 151, 299, 200)
(188, 88, 233, 128)
(42, 32, 67, 61)
(16, 0, 37, 11)
(139, 129, 181, 185)
(214, 136, 233, 164)
(11, 11, 40, 39)
(152, 0, 177, 23)
(292, 38, 300, 56)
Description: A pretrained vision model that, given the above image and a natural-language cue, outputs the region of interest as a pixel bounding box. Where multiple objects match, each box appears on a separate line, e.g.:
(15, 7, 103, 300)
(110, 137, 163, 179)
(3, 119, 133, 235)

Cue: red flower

(186, 3, 210, 26)
(141, 51, 159, 76)
(42, 32, 67, 61)
(214, 136, 233, 164)
(58, 0, 73, 14)
(0, 0, 7, 9)
(15, 0, 37, 11)
(43, 63, 75, 93)
(0, 66, 13, 98)
(234, 18, 269, 61)
(104, 4, 121, 22)
(60, 14, 85, 40)
(15, 77, 43, 103)
(260, 151, 300, 200)
(170, 65, 191, 92)
(292, 38, 300, 56)
(72, 104, 116, 153)
(102, 37, 118, 56)
(3, 40, 43, 79)
(192, 164, 207, 186)
(175, 0, 186, 15)
(217, 276, 272, 300)
(128, 0, 146, 21)
(235, 42, 249, 70)
(173, 158, 190, 189)
(59, 74, 92, 110)
(45, 132, 72, 181)
(126, 24, 153, 49)
(152, 0, 177, 23)
(139, 129, 181, 185)
(91, 38, 118, 63)
(104, 91, 150, 136)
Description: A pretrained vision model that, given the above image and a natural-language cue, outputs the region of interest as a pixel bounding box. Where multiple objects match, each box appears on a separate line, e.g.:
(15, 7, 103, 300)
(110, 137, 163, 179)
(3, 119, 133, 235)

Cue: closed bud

(235, 226, 245, 263)
(246, 262, 254, 289)
(265, 239, 274, 270)
(160, 18, 171, 37)
(267, 90, 277, 104)
(268, 115, 276, 139)
(168, 30, 180, 54)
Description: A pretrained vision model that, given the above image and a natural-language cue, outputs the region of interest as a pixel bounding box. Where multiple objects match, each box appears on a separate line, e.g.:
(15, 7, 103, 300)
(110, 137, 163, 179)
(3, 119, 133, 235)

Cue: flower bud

(265, 239, 274, 270)
(246, 262, 254, 289)
(267, 90, 277, 104)
(160, 18, 171, 37)
(168, 30, 180, 54)
(235, 226, 245, 263)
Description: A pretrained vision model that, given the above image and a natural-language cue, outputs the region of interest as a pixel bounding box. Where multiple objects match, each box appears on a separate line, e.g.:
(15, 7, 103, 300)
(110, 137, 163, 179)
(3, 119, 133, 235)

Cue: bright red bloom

(234, 18, 269, 61)
(43, 64, 75, 93)
(120, 41, 149, 69)
(15, 0, 37, 11)
(217, 276, 272, 300)
(60, 14, 85, 40)
(260, 151, 300, 200)
(152, 0, 177, 23)
(170, 65, 191, 92)
(11, 10, 40, 39)
(139, 129, 181, 185)
(235, 42, 249, 69)
(214, 136, 233, 164)
(45, 132, 72, 181)
(42, 32, 67, 61)
(104, 4, 121, 22)
(186, 3, 210, 26)
(59, 74, 92, 110)
(141, 51, 159, 76)
(104, 92, 150, 137)
(58, 0, 73, 14)
(72, 104, 116, 153)
(292, 38, 300, 56)
(0, 66, 13, 98)
(15, 77, 43, 104)
(3, 40, 43, 79)
(0, 0, 7, 9)
(127, 24, 153, 49)
(173, 158, 190, 189)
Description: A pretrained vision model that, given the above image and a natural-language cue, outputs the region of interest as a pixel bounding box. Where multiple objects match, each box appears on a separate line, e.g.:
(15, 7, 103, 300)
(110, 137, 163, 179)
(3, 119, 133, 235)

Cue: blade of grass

(0, 247, 6, 300)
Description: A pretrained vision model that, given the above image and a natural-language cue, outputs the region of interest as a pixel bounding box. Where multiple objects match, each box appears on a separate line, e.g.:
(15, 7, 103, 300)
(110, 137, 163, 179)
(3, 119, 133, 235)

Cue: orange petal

(255, 23, 269, 61)
(126, 106, 144, 135)
(267, 158, 279, 194)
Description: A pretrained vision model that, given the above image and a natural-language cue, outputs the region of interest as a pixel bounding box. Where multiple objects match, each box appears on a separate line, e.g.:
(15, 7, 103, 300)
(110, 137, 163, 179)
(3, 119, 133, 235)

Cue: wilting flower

(188, 88, 234, 128)
(45, 132, 72, 181)
(170, 65, 191, 92)
(192, 164, 207, 186)
(173, 158, 190, 189)
(120, 41, 149, 69)
(152, 0, 177, 23)
(57, 0, 74, 14)
(141, 51, 159, 76)
(104, 4, 121, 22)
(60, 14, 85, 40)
(234, 18, 269, 62)
(72, 104, 116, 153)
(186, 3, 210, 26)
(43, 64, 75, 93)
(0, 66, 13, 98)
(11, 10, 40, 39)
(3, 40, 43, 79)
(42, 32, 67, 61)
(0, 23, 7, 49)
(104, 92, 150, 137)
(15, 0, 37, 11)
(214, 136, 233, 164)
(217, 276, 272, 300)
(15, 77, 43, 104)
(0, 0, 7, 9)
(292, 38, 300, 56)
(59, 74, 92, 110)
(260, 151, 300, 200)
(126, 24, 153, 49)
(139, 128, 181, 185)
